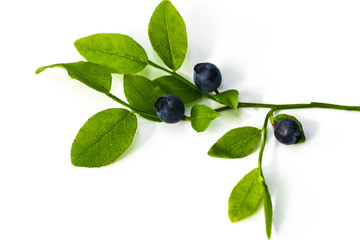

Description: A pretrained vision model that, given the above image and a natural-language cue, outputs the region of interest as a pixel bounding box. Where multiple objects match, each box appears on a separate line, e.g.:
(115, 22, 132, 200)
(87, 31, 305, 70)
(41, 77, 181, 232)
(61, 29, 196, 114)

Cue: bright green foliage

(273, 114, 306, 143)
(153, 75, 202, 104)
(71, 108, 137, 167)
(123, 75, 164, 122)
(148, 0, 187, 71)
(263, 182, 273, 239)
(190, 104, 221, 132)
(228, 168, 264, 222)
(74, 33, 148, 74)
(36, 61, 113, 93)
(213, 90, 239, 110)
(208, 126, 262, 158)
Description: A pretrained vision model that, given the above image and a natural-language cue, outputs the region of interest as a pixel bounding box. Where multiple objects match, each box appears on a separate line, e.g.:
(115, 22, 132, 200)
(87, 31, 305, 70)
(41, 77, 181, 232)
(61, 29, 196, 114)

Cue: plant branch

(258, 109, 274, 176)
(215, 101, 360, 113)
(105, 92, 132, 109)
(146, 60, 215, 100)
(258, 109, 274, 240)
(105, 92, 158, 119)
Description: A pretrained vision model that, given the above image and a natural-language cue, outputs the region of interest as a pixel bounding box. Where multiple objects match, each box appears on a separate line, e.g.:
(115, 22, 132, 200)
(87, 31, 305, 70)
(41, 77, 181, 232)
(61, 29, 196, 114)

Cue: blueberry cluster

(155, 62, 303, 147)
(155, 62, 222, 123)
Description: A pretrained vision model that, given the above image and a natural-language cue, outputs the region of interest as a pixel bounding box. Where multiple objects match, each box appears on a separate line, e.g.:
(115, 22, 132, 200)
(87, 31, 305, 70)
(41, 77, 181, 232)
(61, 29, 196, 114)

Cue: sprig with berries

(36, 1, 360, 239)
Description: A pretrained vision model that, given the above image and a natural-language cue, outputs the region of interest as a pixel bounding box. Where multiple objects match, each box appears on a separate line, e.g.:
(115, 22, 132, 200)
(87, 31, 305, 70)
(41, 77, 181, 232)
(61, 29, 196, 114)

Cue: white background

(2, 0, 360, 239)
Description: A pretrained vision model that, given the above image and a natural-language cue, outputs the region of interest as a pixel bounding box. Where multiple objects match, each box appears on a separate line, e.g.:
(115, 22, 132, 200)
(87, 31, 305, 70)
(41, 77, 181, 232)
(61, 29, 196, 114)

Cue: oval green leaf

(208, 126, 262, 158)
(74, 33, 148, 74)
(273, 113, 306, 143)
(123, 75, 164, 122)
(228, 168, 264, 222)
(153, 75, 203, 104)
(263, 182, 273, 239)
(148, 0, 187, 71)
(213, 89, 239, 110)
(190, 104, 221, 132)
(71, 108, 137, 167)
(36, 61, 112, 93)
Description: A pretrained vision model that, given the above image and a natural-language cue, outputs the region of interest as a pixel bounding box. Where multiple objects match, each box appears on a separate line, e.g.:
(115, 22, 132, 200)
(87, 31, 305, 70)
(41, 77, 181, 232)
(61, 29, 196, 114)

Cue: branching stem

(216, 101, 360, 112)
(147, 60, 215, 100)
(258, 109, 274, 177)
(105, 92, 158, 120)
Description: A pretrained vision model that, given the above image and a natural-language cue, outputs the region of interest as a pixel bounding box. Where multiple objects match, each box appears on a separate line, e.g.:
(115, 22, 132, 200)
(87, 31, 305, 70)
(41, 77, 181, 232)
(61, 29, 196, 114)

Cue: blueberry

(155, 94, 185, 123)
(274, 118, 302, 145)
(193, 62, 222, 93)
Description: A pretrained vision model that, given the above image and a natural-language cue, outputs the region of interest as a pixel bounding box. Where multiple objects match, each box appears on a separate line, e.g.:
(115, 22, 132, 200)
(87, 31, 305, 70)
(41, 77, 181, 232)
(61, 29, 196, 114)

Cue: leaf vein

(78, 43, 147, 64)
(73, 112, 132, 164)
(65, 64, 108, 92)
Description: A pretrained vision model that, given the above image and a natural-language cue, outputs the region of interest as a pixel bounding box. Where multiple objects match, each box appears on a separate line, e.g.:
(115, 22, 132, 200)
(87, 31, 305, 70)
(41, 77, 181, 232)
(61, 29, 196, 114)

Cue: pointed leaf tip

(208, 126, 262, 158)
(74, 33, 148, 74)
(228, 168, 265, 222)
(71, 108, 137, 168)
(191, 104, 220, 132)
(148, 0, 187, 70)
(213, 89, 239, 110)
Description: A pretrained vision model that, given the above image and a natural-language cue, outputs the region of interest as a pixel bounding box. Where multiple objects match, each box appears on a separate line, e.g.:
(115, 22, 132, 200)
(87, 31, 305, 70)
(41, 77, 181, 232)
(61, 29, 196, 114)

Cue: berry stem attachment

(269, 114, 276, 127)
(183, 115, 191, 121)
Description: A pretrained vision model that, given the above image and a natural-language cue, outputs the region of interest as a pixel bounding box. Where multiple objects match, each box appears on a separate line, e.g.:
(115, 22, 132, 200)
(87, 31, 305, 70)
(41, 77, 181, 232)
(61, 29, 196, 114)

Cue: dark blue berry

(155, 94, 185, 123)
(193, 62, 222, 93)
(274, 118, 302, 145)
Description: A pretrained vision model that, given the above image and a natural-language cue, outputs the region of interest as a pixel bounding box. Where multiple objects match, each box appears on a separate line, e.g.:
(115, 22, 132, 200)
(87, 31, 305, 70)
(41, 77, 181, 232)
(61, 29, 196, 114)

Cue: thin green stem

(105, 92, 158, 119)
(258, 109, 274, 177)
(105, 92, 132, 109)
(147, 60, 360, 113)
(215, 101, 360, 113)
(258, 109, 274, 240)
(146, 60, 215, 100)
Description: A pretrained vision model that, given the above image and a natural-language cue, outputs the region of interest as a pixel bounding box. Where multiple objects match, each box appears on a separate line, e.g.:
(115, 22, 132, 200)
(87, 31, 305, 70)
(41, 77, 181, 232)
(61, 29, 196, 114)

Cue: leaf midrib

(77, 43, 147, 65)
(230, 170, 261, 220)
(228, 131, 261, 150)
(163, 2, 175, 69)
(192, 114, 219, 120)
(73, 112, 132, 164)
(66, 64, 109, 92)
(126, 77, 156, 113)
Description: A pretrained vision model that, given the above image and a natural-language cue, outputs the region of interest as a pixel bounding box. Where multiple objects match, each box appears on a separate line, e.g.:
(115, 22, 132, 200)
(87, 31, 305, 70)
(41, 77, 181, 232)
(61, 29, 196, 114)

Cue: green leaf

(213, 89, 239, 110)
(71, 108, 137, 167)
(153, 75, 202, 104)
(190, 104, 220, 132)
(123, 75, 164, 121)
(148, 0, 187, 70)
(36, 61, 112, 93)
(74, 33, 148, 74)
(273, 114, 306, 143)
(208, 126, 262, 158)
(263, 181, 273, 239)
(228, 168, 265, 222)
